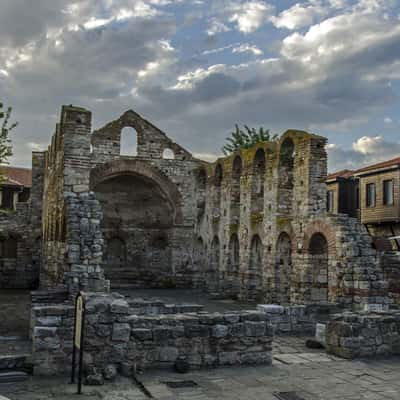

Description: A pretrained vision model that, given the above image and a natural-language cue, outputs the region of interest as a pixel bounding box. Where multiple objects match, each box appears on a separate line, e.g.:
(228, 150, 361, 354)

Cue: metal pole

(70, 293, 79, 384)
(77, 298, 85, 395)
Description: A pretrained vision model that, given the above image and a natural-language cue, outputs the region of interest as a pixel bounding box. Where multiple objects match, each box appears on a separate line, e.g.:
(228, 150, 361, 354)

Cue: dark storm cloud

(0, 0, 400, 170)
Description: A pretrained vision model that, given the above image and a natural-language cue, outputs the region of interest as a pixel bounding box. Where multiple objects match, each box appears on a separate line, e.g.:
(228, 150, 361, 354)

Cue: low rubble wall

(125, 297, 204, 315)
(325, 311, 400, 358)
(32, 292, 273, 376)
(257, 304, 342, 335)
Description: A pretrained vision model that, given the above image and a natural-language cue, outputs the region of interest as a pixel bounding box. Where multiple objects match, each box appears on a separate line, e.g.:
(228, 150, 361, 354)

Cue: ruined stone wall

(32, 292, 273, 376)
(196, 130, 388, 308)
(40, 106, 107, 293)
(0, 203, 38, 288)
(326, 311, 400, 358)
(89, 111, 200, 289)
(41, 121, 67, 287)
(0, 151, 45, 289)
(378, 251, 400, 305)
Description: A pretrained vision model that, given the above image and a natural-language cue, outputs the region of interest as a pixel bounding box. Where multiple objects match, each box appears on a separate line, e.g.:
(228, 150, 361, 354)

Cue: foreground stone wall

(326, 311, 400, 358)
(379, 251, 400, 305)
(257, 303, 342, 335)
(32, 293, 273, 376)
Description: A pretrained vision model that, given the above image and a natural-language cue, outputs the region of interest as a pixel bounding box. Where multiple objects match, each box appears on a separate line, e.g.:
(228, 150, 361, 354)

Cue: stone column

(60, 105, 109, 294)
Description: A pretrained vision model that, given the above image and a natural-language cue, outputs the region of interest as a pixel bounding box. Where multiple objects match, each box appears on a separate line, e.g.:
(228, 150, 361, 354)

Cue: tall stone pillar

(60, 105, 109, 294)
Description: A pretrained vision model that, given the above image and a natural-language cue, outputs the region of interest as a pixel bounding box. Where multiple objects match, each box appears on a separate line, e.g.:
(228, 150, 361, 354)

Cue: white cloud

(272, 2, 327, 30)
(384, 116, 393, 124)
(328, 136, 400, 171)
(232, 43, 263, 55)
(229, 1, 274, 33)
(207, 18, 231, 35)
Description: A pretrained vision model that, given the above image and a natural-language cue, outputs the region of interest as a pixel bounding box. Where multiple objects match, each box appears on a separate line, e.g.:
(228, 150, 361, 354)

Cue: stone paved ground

(1, 336, 400, 400)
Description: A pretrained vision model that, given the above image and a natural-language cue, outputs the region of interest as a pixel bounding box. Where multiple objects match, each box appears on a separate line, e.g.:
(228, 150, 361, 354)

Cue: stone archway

(247, 235, 263, 301)
(275, 232, 292, 304)
(309, 233, 329, 302)
(90, 159, 183, 288)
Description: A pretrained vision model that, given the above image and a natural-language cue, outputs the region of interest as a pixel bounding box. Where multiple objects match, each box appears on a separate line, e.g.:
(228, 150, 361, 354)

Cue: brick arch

(303, 219, 337, 257)
(89, 159, 184, 224)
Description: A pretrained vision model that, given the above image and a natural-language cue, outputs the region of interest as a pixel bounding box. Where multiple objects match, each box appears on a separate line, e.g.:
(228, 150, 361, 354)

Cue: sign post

(70, 292, 85, 394)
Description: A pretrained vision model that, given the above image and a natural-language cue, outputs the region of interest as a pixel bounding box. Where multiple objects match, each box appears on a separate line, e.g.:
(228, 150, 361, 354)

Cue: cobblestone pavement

(1, 336, 400, 400)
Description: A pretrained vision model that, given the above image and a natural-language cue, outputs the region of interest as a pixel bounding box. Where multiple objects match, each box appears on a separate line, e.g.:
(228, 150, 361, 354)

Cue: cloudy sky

(1, 0, 400, 171)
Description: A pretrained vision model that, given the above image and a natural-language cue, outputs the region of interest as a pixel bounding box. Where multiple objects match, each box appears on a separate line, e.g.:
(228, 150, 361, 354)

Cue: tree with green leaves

(0, 102, 17, 165)
(222, 124, 278, 155)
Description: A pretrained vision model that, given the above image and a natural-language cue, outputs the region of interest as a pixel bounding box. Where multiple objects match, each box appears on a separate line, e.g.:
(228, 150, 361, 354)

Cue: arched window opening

(230, 156, 242, 222)
(196, 168, 207, 221)
(193, 237, 205, 271)
(205, 236, 220, 291)
(248, 235, 263, 300)
(213, 164, 223, 215)
(276, 232, 292, 304)
(162, 148, 175, 160)
(120, 126, 138, 156)
(251, 149, 265, 214)
(228, 234, 240, 276)
(197, 168, 207, 190)
(309, 233, 328, 255)
(211, 236, 220, 271)
(278, 138, 295, 215)
(309, 232, 328, 302)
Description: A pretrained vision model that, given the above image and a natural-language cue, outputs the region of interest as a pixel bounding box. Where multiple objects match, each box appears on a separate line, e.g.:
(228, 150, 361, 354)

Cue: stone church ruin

(1, 104, 399, 379)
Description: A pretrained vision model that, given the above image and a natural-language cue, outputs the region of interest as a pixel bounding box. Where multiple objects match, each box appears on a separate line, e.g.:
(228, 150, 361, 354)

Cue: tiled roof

(326, 169, 355, 181)
(0, 166, 32, 187)
(327, 156, 400, 181)
(355, 156, 400, 174)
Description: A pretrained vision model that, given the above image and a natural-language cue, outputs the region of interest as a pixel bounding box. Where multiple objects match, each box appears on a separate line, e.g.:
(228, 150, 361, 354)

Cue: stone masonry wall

(378, 251, 400, 305)
(326, 311, 400, 358)
(32, 292, 273, 376)
(196, 130, 388, 308)
(0, 203, 38, 289)
(88, 110, 201, 289)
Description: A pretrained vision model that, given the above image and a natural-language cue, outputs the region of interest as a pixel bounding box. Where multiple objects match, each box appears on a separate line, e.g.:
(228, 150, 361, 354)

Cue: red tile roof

(0, 166, 32, 187)
(355, 156, 400, 174)
(326, 169, 355, 181)
(327, 156, 400, 181)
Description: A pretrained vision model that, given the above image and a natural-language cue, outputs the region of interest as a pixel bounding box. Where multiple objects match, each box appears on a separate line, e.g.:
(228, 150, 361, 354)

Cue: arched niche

(93, 170, 175, 288)
(309, 232, 328, 302)
(196, 168, 207, 221)
(278, 138, 295, 215)
(120, 126, 138, 156)
(248, 234, 263, 300)
(213, 164, 223, 215)
(228, 233, 240, 276)
(251, 148, 266, 214)
(230, 156, 242, 222)
(206, 236, 220, 291)
(275, 232, 292, 304)
(193, 237, 205, 271)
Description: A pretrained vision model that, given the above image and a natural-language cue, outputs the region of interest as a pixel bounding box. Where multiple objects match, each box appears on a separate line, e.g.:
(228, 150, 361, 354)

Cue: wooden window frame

(383, 179, 394, 206)
(366, 183, 376, 208)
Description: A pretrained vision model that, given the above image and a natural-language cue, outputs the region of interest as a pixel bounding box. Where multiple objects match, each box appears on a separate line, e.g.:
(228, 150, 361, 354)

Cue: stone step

(0, 371, 29, 383)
